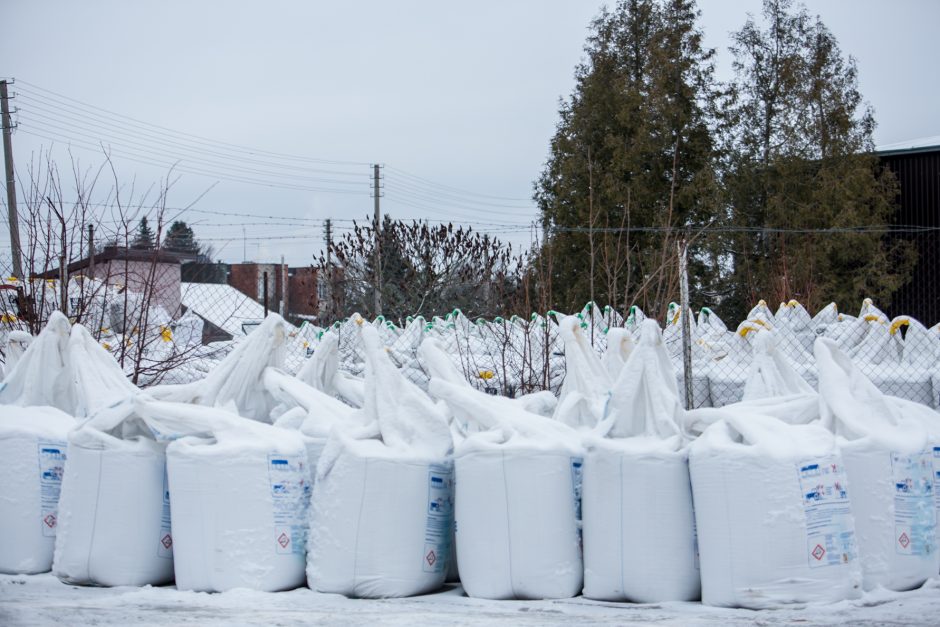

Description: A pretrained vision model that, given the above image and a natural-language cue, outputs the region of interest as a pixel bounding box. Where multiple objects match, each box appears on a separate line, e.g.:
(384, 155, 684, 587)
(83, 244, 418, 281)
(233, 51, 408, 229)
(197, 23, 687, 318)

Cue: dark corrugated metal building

(878, 138, 940, 326)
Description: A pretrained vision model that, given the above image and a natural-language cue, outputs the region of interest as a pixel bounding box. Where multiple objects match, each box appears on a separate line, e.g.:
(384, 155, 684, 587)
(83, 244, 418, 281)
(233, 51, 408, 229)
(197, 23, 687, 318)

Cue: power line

(15, 99, 370, 181)
(15, 81, 373, 167)
(386, 166, 532, 202)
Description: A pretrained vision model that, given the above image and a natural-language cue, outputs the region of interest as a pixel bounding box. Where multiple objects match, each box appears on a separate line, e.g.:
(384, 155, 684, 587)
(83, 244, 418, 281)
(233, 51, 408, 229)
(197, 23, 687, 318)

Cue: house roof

(34, 246, 182, 279)
(876, 135, 940, 157)
(180, 282, 267, 338)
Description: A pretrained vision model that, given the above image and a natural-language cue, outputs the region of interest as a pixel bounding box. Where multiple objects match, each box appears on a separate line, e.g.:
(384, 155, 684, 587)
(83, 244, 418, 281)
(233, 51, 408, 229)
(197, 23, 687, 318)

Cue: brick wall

(288, 267, 319, 316)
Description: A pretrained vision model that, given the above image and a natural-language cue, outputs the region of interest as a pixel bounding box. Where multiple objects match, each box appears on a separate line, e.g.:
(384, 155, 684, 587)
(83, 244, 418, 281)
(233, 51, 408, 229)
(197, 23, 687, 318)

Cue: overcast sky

(2, 0, 938, 266)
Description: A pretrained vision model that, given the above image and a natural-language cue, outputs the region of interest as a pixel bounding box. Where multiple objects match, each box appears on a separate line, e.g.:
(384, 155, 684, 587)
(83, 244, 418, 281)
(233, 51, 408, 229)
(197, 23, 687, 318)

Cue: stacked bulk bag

(165, 402, 311, 592)
(582, 320, 699, 602)
(0, 315, 90, 575)
(815, 338, 939, 590)
(307, 318, 454, 598)
(690, 411, 862, 608)
(430, 377, 584, 600)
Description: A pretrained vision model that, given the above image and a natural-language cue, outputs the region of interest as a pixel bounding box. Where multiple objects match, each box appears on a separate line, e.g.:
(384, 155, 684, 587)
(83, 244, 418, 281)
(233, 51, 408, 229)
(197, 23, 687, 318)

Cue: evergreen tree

(163, 221, 200, 255)
(719, 0, 914, 317)
(131, 217, 155, 250)
(534, 0, 722, 317)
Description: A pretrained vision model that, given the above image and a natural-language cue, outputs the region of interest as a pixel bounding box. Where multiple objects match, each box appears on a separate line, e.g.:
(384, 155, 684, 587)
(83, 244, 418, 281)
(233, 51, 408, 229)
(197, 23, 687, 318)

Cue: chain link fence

(3, 249, 940, 410)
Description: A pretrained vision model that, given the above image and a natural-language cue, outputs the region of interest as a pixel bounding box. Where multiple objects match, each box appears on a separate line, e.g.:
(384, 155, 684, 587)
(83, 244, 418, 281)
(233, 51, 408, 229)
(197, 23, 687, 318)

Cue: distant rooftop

(180, 282, 266, 338)
(876, 135, 940, 156)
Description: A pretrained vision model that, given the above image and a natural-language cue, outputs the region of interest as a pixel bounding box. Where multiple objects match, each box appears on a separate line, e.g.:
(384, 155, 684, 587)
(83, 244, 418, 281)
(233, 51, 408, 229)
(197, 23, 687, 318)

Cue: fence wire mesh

(2, 248, 940, 410)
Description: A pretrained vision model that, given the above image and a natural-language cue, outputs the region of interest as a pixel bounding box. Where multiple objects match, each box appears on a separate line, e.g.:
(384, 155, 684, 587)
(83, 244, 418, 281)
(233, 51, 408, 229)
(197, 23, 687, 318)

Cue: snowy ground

(2, 575, 940, 626)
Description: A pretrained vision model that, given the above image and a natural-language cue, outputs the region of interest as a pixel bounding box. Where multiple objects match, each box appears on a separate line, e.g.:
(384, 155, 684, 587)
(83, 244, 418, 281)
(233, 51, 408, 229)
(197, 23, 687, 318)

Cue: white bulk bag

(582, 320, 699, 602)
(166, 405, 311, 592)
(53, 402, 174, 587)
(430, 377, 584, 600)
(296, 331, 365, 407)
(0, 406, 73, 574)
(0, 311, 72, 411)
(816, 337, 938, 590)
(741, 330, 814, 401)
(553, 315, 610, 430)
(690, 413, 862, 608)
(307, 319, 454, 598)
(602, 328, 634, 381)
(148, 314, 292, 422)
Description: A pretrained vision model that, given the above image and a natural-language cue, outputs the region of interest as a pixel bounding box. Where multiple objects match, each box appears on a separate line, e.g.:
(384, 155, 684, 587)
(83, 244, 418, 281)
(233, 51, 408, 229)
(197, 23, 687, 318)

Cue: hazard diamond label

(811, 544, 826, 561)
(43, 514, 57, 528)
(278, 532, 290, 548)
(161, 534, 173, 550)
(425, 550, 436, 567)
(899, 532, 910, 549)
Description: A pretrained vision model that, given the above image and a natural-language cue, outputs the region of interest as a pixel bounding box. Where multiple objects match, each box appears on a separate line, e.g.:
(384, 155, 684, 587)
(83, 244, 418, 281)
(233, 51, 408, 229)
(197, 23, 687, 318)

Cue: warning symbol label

(161, 534, 173, 550)
(43, 514, 57, 529)
(425, 549, 436, 567)
(811, 544, 826, 561)
(899, 532, 911, 549)
(278, 532, 290, 549)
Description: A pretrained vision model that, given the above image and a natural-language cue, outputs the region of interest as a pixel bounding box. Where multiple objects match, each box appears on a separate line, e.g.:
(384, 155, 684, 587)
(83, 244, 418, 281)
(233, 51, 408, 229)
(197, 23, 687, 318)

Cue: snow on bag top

(296, 331, 365, 407)
(552, 315, 611, 430)
(147, 313, 291, 422)
(595, 319, 682, 444)
(0, 311, 72, 411)
(741, 329, 814, 402)
(353, 319, 451, 458)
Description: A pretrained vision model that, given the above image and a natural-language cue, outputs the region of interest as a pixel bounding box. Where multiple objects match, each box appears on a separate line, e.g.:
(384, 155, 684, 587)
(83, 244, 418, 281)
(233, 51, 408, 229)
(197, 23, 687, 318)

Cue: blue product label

(571, 456, 583, 553)
(891, 451, 936, 557)
(37, 442, 67, 538)
(268, 455, 309, 556)
(423, 463, 454, 574)
(797, 457, 857, 568)
(158, 467, 173, 558)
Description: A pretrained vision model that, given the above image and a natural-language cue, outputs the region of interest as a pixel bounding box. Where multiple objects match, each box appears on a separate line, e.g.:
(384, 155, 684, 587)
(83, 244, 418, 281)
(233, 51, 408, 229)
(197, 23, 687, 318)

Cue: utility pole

(323, 218, 333, 319)
(87, 224, 96, 277)
(372, 164, 382, 317)
(1, 80, 23, 279)
(678, 238, 693, 410)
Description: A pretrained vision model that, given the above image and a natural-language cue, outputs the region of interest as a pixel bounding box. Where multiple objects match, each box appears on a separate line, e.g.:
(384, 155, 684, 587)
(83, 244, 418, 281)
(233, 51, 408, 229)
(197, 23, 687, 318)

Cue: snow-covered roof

(876, 135, 940, 155)
(180, 282, 266, 338)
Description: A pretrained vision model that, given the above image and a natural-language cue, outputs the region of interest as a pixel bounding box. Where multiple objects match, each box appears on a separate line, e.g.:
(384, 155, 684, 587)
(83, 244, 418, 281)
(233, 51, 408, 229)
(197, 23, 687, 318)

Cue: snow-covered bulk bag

(0, 406, 73, 574)
(690, 412, 862, 608)
(307, 319, 454, 598)
(148, 314, 293, 422)
(264, 367, 356, 470)
(0, 312, 72, 411)
(602, 327, 634, 381)
(582, 320, 699, 602)
(53, 399, 174, 587)
(166, 405, 311, 592)
(741, 330, 814, 401)
(296, 331, 365, 407)
(553, 315, 610, 429)
(816, 338, 939, 590)
(431, 377, 584, 600)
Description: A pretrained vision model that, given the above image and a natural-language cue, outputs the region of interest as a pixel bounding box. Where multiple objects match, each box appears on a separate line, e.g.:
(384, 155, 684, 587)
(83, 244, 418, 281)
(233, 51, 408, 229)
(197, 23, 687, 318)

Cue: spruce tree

(163, 221, 200, 255)
(131, 217, 155, 250)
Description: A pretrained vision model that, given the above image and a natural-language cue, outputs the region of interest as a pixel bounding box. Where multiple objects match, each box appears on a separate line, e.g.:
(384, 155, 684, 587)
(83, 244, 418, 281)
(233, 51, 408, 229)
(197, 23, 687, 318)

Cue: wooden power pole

(1, 80, 23, 279)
